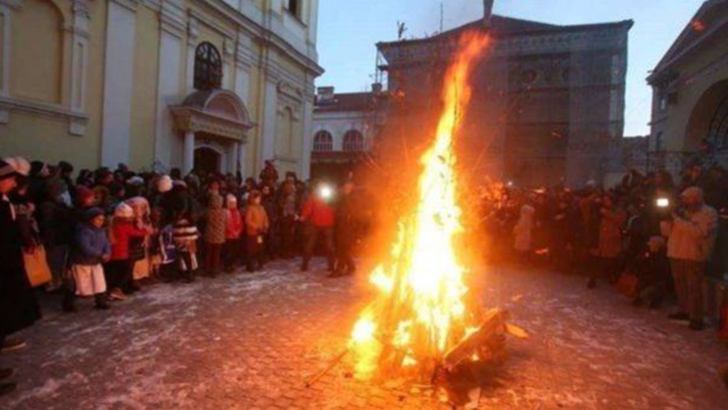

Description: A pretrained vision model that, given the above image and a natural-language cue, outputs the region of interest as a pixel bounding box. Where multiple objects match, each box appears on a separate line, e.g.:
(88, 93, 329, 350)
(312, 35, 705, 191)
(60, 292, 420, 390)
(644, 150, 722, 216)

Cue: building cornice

(160, 0, 186, 37)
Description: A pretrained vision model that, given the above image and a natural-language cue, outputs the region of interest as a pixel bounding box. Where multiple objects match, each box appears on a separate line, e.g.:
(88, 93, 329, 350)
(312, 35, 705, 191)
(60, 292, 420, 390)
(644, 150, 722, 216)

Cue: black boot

(62, 290, 77, 313)
(94, 294, 110, 310)
(184, 270, 196, 283)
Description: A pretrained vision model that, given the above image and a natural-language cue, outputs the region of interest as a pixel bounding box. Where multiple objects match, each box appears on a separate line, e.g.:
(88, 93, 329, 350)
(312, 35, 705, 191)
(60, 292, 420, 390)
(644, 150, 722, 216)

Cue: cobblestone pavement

(1, 260, 728, 409)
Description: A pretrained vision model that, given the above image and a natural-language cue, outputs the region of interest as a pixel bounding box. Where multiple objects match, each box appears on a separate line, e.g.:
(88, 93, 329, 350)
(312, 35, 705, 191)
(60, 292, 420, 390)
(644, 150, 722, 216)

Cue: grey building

(375, 8, 632, 187)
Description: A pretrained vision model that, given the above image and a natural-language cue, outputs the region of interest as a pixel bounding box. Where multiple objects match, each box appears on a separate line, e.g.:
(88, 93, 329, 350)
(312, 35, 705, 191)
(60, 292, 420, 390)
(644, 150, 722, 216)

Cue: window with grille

(313, 130, 333, 152)
(194, 42, 222, 91)
(343, 130, 364, 152)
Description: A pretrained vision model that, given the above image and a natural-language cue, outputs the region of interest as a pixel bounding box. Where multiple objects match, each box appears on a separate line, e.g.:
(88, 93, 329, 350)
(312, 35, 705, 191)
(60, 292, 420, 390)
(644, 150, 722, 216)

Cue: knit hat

(114, 202, 134, 219)
(157, 175, 173, 193)
(2, 157, 30, 177)
(681, 186, 704, 201)
(0, 159, 18, 181)
(6, 157, 31, 177)
(127, 176, 145, 186)
(84, 207, 105, 221)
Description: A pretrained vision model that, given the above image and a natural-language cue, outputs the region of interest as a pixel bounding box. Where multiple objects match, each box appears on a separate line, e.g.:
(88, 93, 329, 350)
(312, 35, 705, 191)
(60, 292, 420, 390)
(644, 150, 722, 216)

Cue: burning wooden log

(442, 308, 509, 371)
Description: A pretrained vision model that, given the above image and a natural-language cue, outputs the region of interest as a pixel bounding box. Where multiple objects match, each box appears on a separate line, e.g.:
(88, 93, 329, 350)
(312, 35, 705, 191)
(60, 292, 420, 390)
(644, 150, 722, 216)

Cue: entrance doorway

(194, 147, 221, 174)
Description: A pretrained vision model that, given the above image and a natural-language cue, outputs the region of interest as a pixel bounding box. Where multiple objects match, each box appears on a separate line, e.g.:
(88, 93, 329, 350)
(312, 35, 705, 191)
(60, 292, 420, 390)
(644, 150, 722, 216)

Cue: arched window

(343, 130, 365, 152)
(313, 130, 333, 152)
(194, 42, 222, 91)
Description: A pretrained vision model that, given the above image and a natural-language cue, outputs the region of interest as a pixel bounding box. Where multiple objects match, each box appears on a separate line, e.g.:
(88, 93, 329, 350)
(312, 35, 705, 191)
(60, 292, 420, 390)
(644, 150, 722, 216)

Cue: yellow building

(0, 0, 323, 178)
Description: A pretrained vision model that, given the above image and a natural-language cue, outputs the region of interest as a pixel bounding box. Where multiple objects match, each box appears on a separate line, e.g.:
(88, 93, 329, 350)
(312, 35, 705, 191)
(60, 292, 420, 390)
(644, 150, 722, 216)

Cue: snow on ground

(1, 260, 727, 409)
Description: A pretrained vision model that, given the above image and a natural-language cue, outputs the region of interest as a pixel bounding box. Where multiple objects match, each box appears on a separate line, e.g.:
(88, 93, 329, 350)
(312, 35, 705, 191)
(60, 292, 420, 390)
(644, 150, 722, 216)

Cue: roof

(648, 0, 728, 84)
(314, 92, 376, 113)
(377, 15, 633, 50)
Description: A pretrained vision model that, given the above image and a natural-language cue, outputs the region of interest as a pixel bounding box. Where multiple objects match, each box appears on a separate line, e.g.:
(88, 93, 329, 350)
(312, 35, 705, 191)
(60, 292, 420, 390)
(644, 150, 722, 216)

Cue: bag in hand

(24, 245, 52, 287)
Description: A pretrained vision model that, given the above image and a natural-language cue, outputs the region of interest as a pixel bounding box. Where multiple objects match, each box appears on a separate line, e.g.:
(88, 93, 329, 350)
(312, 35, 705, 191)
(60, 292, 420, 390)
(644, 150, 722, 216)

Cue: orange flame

(349, 32, 490, 379)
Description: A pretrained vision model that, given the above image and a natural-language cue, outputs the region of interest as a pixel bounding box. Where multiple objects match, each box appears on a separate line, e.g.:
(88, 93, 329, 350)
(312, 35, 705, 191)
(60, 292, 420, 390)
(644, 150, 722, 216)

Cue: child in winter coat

(223, 194, 243, 272)
(106, 203, 151, 300)
(203, 192, 227, 276)
(244, 190, 269, 272)
(172, 210, 199, 283)
(126, 197, 152, 288)
(70, 208, 111, 310)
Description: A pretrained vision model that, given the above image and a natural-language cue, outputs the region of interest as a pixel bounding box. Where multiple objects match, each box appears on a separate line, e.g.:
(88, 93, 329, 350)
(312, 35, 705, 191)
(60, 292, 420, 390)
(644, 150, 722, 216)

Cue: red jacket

(301, 196, 335, 228)
(226, 209, 243, 240)
(110, 221, 148, 261)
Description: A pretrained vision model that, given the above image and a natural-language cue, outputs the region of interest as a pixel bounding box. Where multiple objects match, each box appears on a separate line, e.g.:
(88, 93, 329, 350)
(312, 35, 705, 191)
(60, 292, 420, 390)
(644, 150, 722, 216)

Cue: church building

(376, 2, 632, 187)
(0, 0, 323, 178)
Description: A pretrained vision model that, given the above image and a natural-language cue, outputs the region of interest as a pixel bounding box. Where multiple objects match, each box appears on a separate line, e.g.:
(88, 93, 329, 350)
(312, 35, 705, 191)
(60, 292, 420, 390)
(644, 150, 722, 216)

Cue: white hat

(114, 202, 134, 219)
(157, 175, 173, 193)
(3, 157, 30, 177)
(127, 176, 144, 186)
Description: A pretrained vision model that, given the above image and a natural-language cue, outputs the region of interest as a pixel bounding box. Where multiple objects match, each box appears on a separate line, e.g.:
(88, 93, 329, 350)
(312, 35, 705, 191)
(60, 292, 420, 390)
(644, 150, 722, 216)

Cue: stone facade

(377, 14, 632, 187)
(0, 0, 323, 179)
(648, 0, 728, 177)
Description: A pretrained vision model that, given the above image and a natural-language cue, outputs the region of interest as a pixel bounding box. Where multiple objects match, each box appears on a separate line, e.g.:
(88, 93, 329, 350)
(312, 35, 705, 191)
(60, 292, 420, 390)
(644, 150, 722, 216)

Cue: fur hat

(127, 176, 144, 186)
(157, 175, 173, 193)
(0, 159, 17, 181)
(2, 157, 30, 177)
(114, 202, 134, 219)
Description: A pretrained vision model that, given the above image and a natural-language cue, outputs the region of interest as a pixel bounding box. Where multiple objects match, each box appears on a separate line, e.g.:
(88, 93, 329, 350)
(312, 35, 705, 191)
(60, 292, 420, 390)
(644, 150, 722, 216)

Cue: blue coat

(72, 223, 111, 266)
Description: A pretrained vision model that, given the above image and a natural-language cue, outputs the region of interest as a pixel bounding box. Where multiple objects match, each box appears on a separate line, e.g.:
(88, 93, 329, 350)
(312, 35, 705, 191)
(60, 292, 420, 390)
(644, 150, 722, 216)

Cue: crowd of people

(481, 165, 728, 333)
(2, 153, 728, 395)
(0, 157, 364, 396)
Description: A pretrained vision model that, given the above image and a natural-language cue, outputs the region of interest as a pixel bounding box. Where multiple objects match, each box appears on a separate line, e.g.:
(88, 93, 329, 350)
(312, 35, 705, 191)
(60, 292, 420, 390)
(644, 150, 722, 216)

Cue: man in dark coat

(0, 158, 42, 396)
(331, 181, 359, 278)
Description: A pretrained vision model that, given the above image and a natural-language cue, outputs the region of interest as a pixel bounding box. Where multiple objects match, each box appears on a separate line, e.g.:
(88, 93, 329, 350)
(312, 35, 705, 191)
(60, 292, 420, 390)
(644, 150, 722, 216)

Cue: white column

(101, 0, 137, 167)
(238, 141, 247, 177)
(185, 17, 198, 93)
(260, 78, 278, 169)
(155, 20, 184, 169)
(229, 141, 239, 174)
(0, 3, 11, 124)
(0, 4, 12, 98)
(183, 130, 195, 175)
(223, 38, 235, 90)
(68, 0, 91, 135)
(300, 94, 314, 179)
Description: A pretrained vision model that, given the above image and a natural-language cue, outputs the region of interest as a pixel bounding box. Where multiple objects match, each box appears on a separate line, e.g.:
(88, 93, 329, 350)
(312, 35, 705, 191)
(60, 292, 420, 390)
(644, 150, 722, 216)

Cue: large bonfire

(348, 31, 518, 387)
